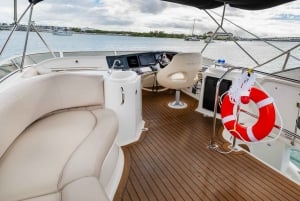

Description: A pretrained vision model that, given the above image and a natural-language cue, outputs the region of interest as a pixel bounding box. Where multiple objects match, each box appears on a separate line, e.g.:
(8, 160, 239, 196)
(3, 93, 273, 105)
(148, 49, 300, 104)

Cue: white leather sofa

(0, 71, 122, 201)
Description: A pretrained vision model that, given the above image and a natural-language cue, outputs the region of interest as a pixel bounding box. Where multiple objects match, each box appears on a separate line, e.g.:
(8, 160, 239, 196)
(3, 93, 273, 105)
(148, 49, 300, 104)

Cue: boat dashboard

(106, 51, 177, 74)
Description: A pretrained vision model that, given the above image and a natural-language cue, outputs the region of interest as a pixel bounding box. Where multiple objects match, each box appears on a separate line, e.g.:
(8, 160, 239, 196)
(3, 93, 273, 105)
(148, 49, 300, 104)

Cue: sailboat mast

(192, 18, 195, 35)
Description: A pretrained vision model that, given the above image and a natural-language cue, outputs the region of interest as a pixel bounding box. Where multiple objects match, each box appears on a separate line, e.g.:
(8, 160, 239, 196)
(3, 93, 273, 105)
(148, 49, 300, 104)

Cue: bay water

(0, 30, 299, 72)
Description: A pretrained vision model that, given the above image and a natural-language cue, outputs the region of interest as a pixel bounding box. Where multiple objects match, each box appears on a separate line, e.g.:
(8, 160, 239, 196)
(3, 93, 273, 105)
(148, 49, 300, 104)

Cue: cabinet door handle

(121, 87, 125, 105)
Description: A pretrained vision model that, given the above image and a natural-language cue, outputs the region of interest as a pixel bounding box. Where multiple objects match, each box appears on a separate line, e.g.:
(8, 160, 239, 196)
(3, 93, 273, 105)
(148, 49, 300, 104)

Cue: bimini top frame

(182, 3, 300, 150)
(163, 0, 295, 10)
(0, 0, 55, 72)
(163, 0, 300, 150)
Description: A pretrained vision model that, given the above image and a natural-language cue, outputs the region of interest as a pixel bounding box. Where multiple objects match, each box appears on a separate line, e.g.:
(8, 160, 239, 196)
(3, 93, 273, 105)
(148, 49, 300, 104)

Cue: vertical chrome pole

(231, 105, 241, 150)
(209, 77, 222, 149)
(232, 137, 237, 148)
(0, 4, 31, 55)
(220, 3, 226, 27)
(201, 4, 226, 53)
(175, 90, 180, 104)
(209, 10, 300, 62)
(281, 52, 290, 71)
(204, 10, 259, 65)
(291, 102, 300, 146)
(14, 0, 18, 23)
(209, 67, 241, 149)
(20, 4, 34, 71)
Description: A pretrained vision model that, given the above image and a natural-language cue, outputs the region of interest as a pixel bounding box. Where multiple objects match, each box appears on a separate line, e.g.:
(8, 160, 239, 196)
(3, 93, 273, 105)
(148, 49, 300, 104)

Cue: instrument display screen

(127, 56, 139, 68)
(139, 54, 156, 66)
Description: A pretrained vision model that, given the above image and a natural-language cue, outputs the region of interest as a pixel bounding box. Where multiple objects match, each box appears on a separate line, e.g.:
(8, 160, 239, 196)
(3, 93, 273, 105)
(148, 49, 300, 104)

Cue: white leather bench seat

(22, 177, 108, 201)
(0, 72, 122, 201)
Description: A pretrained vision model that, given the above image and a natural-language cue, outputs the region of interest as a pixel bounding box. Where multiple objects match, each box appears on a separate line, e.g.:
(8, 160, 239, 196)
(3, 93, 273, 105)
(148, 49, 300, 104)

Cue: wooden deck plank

(114, 90, 300, 201)
(141, 139, 206, 201)
(158, 120, 276, 199)
(131, 146, 179, 201)
(130, 158, 163, 201)
(126, 178, 140, 201)
(159, 114, 296, 201)
(148, 126, 249, 201)
(153, 121, 259, 201)
(128, 166, 151, 201)
(121, 190, 131, 201)
(132, 143, 188, 201)
(151, 104, 298, 200)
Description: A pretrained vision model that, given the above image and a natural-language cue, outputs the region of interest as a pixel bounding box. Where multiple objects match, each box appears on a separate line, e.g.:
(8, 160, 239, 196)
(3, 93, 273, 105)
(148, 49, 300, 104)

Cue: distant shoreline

(1, 28, 300, 42)
(0, 24, 186, 39)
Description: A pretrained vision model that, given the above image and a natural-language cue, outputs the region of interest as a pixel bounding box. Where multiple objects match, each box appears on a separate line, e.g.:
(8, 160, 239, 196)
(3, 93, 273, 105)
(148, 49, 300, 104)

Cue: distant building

(205, 31, 234, 40)
(0, 23, 12, 30)
(81, 27, 96, 32)
(215, 32, 233, 40)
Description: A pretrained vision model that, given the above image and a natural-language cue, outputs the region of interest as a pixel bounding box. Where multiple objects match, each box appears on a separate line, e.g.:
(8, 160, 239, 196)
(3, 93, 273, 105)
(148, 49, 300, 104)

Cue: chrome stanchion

(1, 0, 51, 68)
(0, 4, 31, 56)
(20, 3, 34, 71)
(31, 25, 56, 58)
(209, 67, 242, 150)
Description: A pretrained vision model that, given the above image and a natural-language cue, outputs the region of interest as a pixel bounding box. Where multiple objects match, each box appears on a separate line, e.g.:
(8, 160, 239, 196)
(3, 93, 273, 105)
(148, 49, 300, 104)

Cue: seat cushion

(22, 178, 109, 201)
(23, 193, 60, 201)
(0, 108, 117, 201)
(62, 177, 109, 201)
(157, 53, 202, 89)
(0, 73, 105, 161)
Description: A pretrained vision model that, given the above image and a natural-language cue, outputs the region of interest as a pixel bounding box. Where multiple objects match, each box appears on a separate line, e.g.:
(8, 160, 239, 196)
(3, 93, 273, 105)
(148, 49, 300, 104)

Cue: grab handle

(121, 87, 125, 105)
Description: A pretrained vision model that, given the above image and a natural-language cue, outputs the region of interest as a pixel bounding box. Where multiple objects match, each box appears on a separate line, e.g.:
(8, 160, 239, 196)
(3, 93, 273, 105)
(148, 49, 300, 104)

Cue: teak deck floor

(114, 90, 300, 201)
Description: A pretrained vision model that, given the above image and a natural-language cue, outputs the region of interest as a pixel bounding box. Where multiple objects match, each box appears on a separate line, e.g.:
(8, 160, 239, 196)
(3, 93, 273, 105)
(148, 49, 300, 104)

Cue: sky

(0, 0, 299, 37)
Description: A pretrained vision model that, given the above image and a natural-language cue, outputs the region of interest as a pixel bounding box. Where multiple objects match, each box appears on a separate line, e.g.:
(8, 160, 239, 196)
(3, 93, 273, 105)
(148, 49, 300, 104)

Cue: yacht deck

(114, 90, 300, 201)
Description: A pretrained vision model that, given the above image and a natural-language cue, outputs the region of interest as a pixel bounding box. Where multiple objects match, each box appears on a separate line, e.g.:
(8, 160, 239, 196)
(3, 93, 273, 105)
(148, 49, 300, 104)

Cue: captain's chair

(157, 53, 202, 109)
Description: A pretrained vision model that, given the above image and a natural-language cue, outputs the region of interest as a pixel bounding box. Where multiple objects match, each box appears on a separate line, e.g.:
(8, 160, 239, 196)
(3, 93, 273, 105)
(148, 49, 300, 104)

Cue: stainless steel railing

(209, 65, 300, 150)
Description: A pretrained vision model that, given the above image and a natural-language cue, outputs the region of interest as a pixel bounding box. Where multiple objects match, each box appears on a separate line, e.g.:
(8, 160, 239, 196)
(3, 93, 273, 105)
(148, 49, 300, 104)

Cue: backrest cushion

(0, 72, 104, 159)
(157, 53, 202, 89)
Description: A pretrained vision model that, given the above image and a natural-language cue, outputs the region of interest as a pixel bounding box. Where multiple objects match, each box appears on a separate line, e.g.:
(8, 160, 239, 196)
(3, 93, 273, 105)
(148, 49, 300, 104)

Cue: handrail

(252, 43, 300, 70)
(0, 69, 21, 84)
(30, 24, 56, 58)
(1, 1, 55, 71)
(282, 52, 290, 71)
(0, 4, 31, 55)
(209, 9, 300, 63)
(14, 0, 17, 23)
(209, 65, 300, 149)
(203, 9, 259, 65)
(209, 66, 243, 148)
(202, 5, 300, 76)
(10, 59, 21, 70)
(201, 4, 226, 53)
(20, 4, 34, 71)
(240, 108, 300, 141)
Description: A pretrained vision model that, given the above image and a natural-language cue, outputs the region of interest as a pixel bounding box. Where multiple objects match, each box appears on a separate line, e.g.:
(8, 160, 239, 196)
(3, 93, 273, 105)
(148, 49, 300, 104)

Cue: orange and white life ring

(221, 87, 275, 142)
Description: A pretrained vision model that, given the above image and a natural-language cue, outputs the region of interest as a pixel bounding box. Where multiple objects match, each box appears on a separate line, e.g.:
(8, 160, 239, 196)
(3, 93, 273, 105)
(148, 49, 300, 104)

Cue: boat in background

(184, 18, 200, 41)
(204, 36, 214, 43)
(184, 35, 200, 41)
(52, 28, 72, 36)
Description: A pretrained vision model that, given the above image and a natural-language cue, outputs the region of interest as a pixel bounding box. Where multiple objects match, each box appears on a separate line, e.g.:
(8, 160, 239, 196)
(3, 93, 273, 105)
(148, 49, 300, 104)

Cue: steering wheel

(157, 52, 171, 68)
(141, 72, 169, 93)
